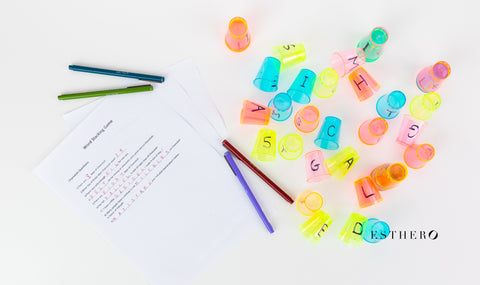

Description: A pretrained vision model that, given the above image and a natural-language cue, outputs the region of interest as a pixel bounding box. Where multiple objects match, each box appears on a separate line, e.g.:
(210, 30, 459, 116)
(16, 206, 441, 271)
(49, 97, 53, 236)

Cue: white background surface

(1, 0, 479, 284)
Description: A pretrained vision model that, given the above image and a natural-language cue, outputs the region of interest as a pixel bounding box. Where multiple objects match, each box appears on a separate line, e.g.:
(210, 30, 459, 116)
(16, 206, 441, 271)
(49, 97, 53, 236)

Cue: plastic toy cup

(348, 67, 381, 102)
(325, 147, 359, 180)
(225, 17, 251, 52)
(357, 27, 388, 62)
(294, 105, 320, 133)
(358, 117, 388, 145)
(304, 150, 330, 183)
(268, 93, 293, 122)
(314, 116, 341, 150)
(272, 44, 306, 71)
(410, 92, 441, 121)
(338, 213, 368, 246)
(354, 176, 383, 208)
(278, 134, 303, 160)
(288, 69, 316, 104)
(313, 68, 339, 98)
(416, 61, 451, 93)
(362, 218, 390, 243)
(371, 163, 408, 191)
(299, 210, 332, 244)
(251, 129, 276, 162)
(253, 57, 281, 92)
(296, 191, 323, 216)
(396, 114, 427, 146)
(404, 143, 435, 169)
(240, 99, 271, 125)
(376, 90, 406, 119)
(330, 48, 366, 77)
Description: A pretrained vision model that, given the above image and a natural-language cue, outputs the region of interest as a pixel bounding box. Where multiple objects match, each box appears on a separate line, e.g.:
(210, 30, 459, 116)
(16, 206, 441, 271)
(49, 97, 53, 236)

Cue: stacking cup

(396, 114, 427, 146)
(362, 218, 390, 243)
(358, 117, 388, 145)
(251, 129, 276, 162)
(278, 134, 303, 160)
(240, 99, 271, 125)
(272, 44, 306, 71)
(288, 69, 316, 104)
(354, 176, 383, 208)
(371, 163, 408, 191)
(357, 27, 389, 62)
(325, 147, 359, 180)
(376, 90, 406, 119)
(313, 68, 339, 98)
(416, 61, 451, 93)
(253, 57, 281, 92)
(338, 213, 368, 246)
(299, 210, 332, 244)
(410, 92, 441, 120)
(404, 143, 435, 169)
(296, 191, 323, 216)
(304, 150, 330, 183)
(225, 17, 251, 52)
(348, 66, 381, 102)
(294, 105, 320, 133)
(330, 48, 366, 77)
(314, 116, 341, 150)
(268, 92, 293, 121)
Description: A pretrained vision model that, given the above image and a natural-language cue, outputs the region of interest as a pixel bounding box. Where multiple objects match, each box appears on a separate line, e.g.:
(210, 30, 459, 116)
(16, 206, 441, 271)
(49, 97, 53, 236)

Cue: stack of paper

(35, 59, 259, 285)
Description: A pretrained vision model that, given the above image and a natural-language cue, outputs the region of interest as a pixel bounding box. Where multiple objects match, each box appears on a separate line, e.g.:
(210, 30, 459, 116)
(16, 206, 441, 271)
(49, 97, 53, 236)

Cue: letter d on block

(338, 213, 368, 246)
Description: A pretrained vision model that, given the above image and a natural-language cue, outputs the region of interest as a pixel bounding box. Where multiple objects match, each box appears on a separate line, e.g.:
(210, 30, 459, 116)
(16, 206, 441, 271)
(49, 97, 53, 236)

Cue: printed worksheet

(35, 80, 258, 285)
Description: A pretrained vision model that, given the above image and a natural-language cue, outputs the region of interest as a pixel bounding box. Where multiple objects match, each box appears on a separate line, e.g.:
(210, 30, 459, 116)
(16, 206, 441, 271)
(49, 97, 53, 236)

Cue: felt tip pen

(58, 85, 154, 100)
(69, 65, 165, 83)
(222, 139, 294, 204)
(224, 151, 274, 234)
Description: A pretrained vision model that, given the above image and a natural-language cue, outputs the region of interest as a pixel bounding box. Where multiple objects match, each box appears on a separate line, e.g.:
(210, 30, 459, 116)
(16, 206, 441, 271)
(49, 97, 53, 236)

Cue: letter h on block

(348, 67, 380, 102)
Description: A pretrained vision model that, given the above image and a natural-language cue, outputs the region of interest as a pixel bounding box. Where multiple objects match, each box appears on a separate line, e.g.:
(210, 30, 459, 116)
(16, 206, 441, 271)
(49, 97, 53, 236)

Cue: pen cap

(358, 117, 388, 145)
(304, 150, 330, 183)
(362, 218, 390, 243)
(225, 17, 251, 52)
(396, 114, 427, 147)
(330, 48, 366, 77)
(409, 92, 441, 121)
(278, 134, 303, 160)
(294, 105, 320, 133)
(296, 191, 323, 216)
(370, 163, 408, 191)
(325, 147, 359, 180)
(348, 67, 381, 102)
(299, 210, 332, 244)
(268, 93, 293, 122)
(253, 57, 281, 92)
(288, 69, 316, 104)
(354, 176, 383, 208)
(314, 116, 341, 150)
(272, 44, 306, 71)
(251, 129, 276, 162)
(357, 27, 389, 62)
(404, 143, 435, 169)
(313, 68, 339, 98)
(416, 61, 451, 93)
(338, 213, 368, 246)
(240, 100, 271, 125)
(376, 91, 406, 119)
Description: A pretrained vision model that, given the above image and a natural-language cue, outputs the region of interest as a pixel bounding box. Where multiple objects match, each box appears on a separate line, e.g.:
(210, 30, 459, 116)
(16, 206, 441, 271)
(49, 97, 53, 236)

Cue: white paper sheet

(35, 80, 258, 285)
(63, 98, 103, 130)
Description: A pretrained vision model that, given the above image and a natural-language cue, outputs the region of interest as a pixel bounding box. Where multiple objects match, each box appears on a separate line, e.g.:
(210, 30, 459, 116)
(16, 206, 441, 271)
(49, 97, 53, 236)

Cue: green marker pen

(58, 85, 154, 100)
